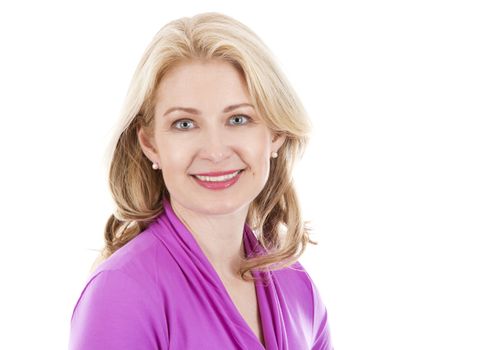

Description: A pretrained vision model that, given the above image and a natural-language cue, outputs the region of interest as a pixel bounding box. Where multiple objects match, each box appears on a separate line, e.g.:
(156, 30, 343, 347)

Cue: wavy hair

(99, 12, 316, 280)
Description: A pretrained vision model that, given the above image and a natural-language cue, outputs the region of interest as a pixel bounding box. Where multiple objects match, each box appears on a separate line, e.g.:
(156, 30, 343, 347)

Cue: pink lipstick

(191, 169, 244, 190)
(194, 169, 241, 177)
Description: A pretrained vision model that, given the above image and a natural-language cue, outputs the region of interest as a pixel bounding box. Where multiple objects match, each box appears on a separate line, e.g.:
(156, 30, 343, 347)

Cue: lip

(192, 169, 243, 176)
(191, 169, 244, 190)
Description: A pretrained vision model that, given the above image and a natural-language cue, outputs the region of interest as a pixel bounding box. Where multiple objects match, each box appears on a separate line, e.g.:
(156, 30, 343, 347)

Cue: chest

(222, 278, 265, 346)
(159, 268, 313, 349)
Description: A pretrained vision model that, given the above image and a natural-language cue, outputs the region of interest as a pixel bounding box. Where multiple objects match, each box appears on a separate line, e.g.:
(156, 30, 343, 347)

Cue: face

(138, 59, 285, 217)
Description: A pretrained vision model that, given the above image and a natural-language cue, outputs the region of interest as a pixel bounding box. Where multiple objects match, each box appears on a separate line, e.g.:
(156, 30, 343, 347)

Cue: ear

(137, 127, 160, 164)
(271, 133, 287, 153)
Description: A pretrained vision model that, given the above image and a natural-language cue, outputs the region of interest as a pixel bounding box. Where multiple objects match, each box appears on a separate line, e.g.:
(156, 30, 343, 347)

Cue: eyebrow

(162, 103, 254, 117)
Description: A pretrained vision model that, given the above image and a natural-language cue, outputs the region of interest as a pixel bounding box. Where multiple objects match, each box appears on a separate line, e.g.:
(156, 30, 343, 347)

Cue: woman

(69, 12, 333, 350)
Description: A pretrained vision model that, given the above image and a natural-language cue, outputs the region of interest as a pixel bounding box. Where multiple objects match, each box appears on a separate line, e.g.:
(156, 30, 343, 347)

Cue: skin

(138, 59, 285, 344)
(138, 59, 285, 282)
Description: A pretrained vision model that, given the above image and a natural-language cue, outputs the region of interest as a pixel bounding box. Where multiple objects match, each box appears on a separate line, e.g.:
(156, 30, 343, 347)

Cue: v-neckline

(161, 197, 270, 349)
(218, 270, 267, 347)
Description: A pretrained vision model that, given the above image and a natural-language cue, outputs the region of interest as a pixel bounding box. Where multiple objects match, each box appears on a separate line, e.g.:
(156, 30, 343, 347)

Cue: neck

(171, 200, 249, 281)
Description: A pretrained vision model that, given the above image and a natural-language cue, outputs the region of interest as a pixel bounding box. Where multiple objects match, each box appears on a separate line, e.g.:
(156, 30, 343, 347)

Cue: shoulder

(272, 261, 333, 349)
(272, 261, 316, 323)
(80, 228, 165, 307)
(69, 268, 167, 349)
(84, 228, 165, 298)
(69, 229, 169, 349)
(272, 260, 318, 303)
(73, 226, 165, 310)
(95, 228, 161, 279)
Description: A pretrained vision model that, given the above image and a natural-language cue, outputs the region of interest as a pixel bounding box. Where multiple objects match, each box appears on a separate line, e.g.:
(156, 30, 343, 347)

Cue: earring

(152, 162, 160, 170)
(271, 151, 278, 158)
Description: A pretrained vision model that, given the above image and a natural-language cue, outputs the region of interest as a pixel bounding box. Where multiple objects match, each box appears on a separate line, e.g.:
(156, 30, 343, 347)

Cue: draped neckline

(151, 196, 287, 349)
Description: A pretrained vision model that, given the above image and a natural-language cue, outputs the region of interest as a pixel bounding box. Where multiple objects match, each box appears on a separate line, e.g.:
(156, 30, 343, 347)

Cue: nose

(198, 127, 233, 163)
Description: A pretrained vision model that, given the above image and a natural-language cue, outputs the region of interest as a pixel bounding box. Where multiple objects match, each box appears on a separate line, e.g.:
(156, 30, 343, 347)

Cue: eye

(172, 115, 250, 130)
(173, 119, 195, 130)
(228, 114, 250, 126)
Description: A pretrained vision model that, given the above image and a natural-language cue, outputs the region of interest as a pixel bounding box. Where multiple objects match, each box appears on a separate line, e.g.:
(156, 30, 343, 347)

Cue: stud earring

(271, 151, 278, 158)
(152, 162, 160, 170)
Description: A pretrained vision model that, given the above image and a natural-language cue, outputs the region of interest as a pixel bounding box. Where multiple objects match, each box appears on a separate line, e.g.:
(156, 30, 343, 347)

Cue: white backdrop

(0, 0, 501, 349)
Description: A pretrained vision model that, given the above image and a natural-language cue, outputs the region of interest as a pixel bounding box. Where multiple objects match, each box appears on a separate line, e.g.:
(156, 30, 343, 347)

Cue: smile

(191, 169, 244, 190)
(193, 169, 242, 182)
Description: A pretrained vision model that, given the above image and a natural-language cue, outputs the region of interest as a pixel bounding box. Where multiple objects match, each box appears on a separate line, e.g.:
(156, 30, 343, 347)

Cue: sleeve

(310, 279, 334, 350)
(69, 269, 164, 350)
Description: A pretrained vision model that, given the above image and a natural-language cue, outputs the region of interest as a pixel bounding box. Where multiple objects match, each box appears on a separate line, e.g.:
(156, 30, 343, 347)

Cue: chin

(197, 200, 249, 216)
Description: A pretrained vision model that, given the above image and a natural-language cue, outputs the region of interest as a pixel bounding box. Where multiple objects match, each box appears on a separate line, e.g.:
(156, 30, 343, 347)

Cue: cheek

(156, 138, 192, 176)
(240, 137, 272, 179)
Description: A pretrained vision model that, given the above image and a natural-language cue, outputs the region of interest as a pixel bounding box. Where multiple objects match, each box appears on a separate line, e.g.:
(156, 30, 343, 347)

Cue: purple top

(69, 198, 333, 349)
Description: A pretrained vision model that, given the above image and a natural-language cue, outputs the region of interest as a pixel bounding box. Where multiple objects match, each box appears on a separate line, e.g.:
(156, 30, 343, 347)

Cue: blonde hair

(101, 12, 316, 280)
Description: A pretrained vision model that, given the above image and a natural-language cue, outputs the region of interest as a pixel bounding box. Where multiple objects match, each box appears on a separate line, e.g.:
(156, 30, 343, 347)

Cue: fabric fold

(69, 196, 333, 349)
(152, 197, 268, 348)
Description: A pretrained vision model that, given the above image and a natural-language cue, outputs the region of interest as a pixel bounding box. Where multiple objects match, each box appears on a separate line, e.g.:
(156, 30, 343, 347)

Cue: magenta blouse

(69, 197, 333, 349)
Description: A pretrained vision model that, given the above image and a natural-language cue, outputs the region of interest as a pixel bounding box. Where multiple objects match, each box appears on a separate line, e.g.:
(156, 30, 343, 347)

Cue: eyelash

(172, 114, 251, 130)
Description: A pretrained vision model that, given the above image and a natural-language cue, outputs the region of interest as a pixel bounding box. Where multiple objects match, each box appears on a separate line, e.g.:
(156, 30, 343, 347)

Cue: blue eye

(172, 116, 249, 130)
(228, 114, 250, 126)
(174, 119, 194, 130)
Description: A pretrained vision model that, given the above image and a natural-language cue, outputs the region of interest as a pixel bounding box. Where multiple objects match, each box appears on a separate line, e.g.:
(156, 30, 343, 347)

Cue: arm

(69, 269, 165, 350)
(310, 280, 334, 350)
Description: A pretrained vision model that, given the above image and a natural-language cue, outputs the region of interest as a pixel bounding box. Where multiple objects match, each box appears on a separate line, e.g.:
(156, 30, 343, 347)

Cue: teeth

(194, 170, 241, 182)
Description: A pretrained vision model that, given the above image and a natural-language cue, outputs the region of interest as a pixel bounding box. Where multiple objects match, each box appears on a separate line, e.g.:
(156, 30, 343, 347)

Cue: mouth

(191, 169, 245, 183)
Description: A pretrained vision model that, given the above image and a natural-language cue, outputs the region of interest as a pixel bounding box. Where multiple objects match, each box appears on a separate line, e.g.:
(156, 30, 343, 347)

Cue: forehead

(155, 59, 251, 109)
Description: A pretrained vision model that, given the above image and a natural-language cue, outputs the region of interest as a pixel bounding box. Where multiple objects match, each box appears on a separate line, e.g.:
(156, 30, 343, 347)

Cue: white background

(0, 0, 501, 349)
